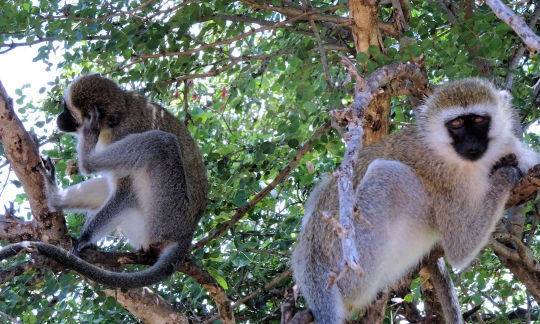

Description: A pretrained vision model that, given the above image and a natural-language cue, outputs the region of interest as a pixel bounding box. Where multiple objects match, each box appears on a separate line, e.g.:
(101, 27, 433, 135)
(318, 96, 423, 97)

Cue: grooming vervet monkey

(291, 78, 539, 323)
(3, 74, 208, 288)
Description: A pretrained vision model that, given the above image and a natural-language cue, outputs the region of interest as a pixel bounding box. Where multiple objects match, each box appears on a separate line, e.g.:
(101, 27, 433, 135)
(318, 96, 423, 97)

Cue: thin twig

(309, 19, 333, 89)
(121, 11, 315, 70)
(202, 269, 293, 324)
(0, 167, 12, 198)
(163, 50, 294, 84)
(192, 121, 331, 250)
(44, 0, 156, 24)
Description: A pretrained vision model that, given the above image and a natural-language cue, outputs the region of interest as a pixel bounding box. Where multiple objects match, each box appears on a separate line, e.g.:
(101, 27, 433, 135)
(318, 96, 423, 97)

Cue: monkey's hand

(82, 106, 100, 151)
(79, 107, 100, 174)
(39, 156, 63, 212)
(490, 153, 522, 188)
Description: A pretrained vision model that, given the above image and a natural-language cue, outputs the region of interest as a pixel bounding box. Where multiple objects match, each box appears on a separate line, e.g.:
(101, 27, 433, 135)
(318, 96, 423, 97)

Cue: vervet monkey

(6, 74, 208, 288)
(291, 78, 539, 323)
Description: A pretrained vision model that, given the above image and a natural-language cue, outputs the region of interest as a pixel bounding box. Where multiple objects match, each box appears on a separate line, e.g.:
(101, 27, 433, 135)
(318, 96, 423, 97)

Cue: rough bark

(485, 0, 540, 52)
(420, 266, 445, 324)
(495, 254, 540, 302)
(348, 0, 380, 54)
(103, 288, 189, 324)
(180, 260, 235, 324)
(0, 81, 68, 245)
(358, 290, 391, 324)
(362, 93, 391, 145)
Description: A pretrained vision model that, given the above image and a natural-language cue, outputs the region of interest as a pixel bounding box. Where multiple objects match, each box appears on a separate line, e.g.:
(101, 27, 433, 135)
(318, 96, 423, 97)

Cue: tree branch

(163, 50, 295, 84)
(0, 31, 110, 54)
(0, 80, 68, 244)
(192, 122, 331, 250)
(102, 287, 189, 324)
(122, 11, 316, 70)
(180, 260, 235, 324)
(203, 269, 292, 324)
(308, 19, 333, 89)
(239, 0, 349, 25)
(504, 4, 540, 89)
(327, 59, 429, 286)
(485, 0, 540, 52)
(505, 164, 540, 208)
(45, 0, 157, 24)
(0, 213, 38, 243)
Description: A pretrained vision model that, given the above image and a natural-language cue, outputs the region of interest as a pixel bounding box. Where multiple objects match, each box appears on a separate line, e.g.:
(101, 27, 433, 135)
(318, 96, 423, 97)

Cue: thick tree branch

(327, 58, 429, 285)
(504, 4, 540, 89)
(485, 0, 540, 52)
(505, 164, 540, 208)
(491, 239, 540, 301)
(0, 213, 38, 243)
(102, 287, 189, 324)
(0, 80, 68, 244)
(180, 260, 235, 324)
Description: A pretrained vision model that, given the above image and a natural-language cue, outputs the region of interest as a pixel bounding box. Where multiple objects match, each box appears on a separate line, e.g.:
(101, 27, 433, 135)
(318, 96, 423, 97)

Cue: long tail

(0, 239, 191, 288)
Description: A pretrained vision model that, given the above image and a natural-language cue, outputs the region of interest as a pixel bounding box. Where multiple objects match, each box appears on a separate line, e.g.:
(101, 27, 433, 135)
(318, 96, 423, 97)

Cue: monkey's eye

(448, 117, 464, 128)
(473, 116, 486, 124)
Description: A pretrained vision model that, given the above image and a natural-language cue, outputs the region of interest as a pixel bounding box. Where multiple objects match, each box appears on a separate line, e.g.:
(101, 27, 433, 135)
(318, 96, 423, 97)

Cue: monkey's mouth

(457, 148, 487, 161)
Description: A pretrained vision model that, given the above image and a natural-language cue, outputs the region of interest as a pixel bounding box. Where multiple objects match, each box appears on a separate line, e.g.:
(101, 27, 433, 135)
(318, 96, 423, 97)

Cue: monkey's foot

(71, 237, 97, 255)
(491, 153, 522, 178)
(39, 156, 57, 185)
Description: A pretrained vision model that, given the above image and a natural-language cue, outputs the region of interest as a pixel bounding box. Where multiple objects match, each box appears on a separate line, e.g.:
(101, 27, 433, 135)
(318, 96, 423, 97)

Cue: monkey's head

(58, 74, 125, 134)
(418, 78, 516, 165)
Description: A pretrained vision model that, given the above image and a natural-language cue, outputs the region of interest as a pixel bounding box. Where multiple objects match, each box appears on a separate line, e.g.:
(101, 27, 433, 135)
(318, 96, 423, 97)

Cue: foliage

(0, 0, 539, 323)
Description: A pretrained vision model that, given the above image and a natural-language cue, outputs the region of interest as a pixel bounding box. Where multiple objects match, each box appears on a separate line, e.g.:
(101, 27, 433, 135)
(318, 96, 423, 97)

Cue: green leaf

(207, 268, 229, 290)
(403, 293, 414, 302)
(232, 189, 247, 207)
(356, 52, 368, 63)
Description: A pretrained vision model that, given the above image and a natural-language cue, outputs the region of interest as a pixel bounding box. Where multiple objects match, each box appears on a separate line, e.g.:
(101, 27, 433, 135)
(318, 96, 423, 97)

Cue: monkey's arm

(79, 107, 181, 175)
(441, 156, 521, 268)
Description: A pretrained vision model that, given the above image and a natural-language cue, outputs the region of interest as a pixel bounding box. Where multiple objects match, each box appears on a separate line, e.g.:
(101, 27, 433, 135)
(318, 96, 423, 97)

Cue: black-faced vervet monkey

(291, 78, 540, 323)
(37, 74, 207, 288)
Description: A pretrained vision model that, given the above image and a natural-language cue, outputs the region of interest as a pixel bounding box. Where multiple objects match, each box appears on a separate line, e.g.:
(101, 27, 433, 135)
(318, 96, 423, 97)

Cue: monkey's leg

(49, 177, 111, 212)
(74, 184, 137, 253)
(354, 160, 435, 304)
(300, 265, 347, 324)
(40, 156, 111, 212)
(80, 130, 180, 174)
(441, 155, 521, 268)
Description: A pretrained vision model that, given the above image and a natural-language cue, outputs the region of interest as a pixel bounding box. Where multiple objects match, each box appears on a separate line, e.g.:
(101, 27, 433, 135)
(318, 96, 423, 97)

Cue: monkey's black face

(446, 114, 491, 161)
(56, 102, 80, 133)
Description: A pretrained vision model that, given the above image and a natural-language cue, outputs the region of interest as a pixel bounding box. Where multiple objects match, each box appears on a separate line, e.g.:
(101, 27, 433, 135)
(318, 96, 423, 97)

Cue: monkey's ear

(107, 111, 122, 128)
(414, 104, 428, 117)
(498, 90, 512, 103)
